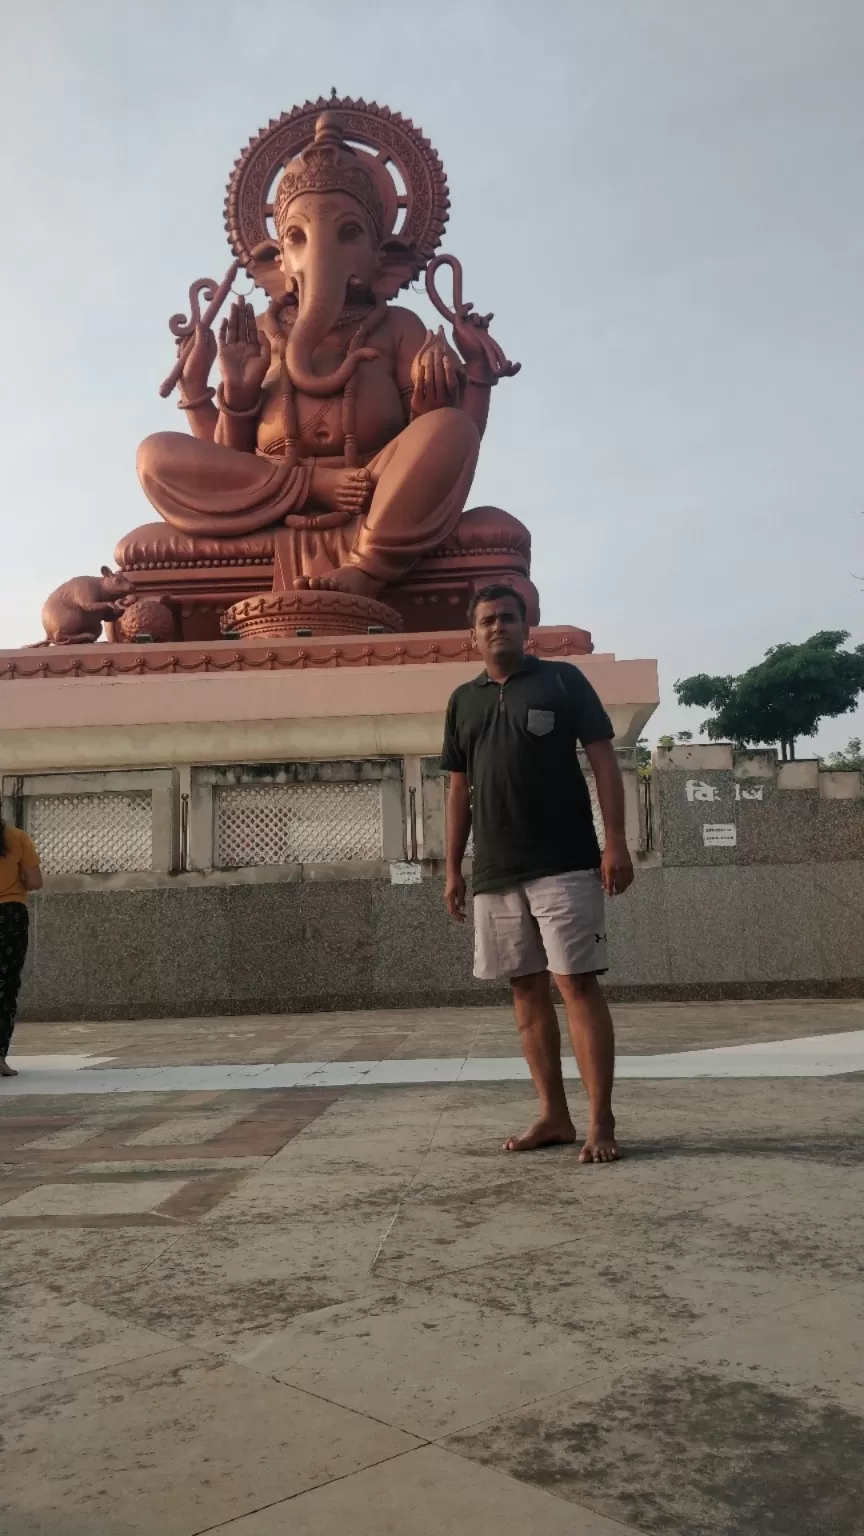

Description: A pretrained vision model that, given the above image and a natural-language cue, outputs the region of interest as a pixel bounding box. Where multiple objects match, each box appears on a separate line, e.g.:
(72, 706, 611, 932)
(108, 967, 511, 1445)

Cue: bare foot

(294, 566, 383, 598)
(579, 1116, 619, 1164)
(0, 1057, 18, 1078)
(503, 1115, 577, 1152)
(308, 465, 372, 518)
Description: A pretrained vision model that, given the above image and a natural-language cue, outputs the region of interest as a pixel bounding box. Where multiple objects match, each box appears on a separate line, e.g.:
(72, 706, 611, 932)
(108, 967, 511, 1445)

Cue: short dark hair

(467, 583, 527, 626)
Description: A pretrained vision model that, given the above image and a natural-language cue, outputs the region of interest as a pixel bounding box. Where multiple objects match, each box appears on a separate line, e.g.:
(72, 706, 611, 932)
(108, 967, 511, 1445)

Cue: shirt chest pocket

(526, 708, 556, 737)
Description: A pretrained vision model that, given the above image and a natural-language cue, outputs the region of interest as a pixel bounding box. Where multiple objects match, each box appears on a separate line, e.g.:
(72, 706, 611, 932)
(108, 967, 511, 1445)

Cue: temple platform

(0, 627, 659, 772)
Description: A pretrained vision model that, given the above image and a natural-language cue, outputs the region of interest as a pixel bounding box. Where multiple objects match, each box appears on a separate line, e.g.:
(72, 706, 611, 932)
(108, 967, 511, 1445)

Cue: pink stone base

(221, 588, 404, 640)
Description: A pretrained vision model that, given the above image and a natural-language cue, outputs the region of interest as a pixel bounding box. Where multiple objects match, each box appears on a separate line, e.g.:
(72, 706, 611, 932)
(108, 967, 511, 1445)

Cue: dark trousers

(0, 902, 29, 1056)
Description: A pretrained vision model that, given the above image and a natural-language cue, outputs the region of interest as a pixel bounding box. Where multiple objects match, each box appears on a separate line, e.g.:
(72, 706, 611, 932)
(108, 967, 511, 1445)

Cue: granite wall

(18, 859, 864, 1021)
(15, 746, 864, 1020)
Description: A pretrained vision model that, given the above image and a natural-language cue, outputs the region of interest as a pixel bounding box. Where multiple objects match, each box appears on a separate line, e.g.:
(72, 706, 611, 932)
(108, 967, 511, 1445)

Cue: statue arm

(176, 324, 219, 443)
(214, 403, 259, 453)
(179, 388, 219, 443)
(393, 308, 492, 438)
(458, 380, 492, 439)
(212, 299, 272, 453)
(394, 309, 431, 408)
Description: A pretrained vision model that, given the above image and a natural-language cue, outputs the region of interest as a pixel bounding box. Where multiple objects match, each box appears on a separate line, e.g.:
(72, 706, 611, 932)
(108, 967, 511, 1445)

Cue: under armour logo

(595, 933, 606, 944)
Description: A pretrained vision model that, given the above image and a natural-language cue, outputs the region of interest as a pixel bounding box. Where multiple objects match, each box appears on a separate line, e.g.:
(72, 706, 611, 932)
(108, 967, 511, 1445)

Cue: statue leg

(137, 432, 312, 537)
(296, 408, 480, 596)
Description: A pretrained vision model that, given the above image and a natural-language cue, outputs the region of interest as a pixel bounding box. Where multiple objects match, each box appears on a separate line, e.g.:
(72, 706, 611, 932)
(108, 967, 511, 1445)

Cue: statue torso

(256, 308, 408, 462)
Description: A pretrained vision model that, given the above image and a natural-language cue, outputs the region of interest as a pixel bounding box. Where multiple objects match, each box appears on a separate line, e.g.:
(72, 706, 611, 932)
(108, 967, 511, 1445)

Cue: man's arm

(444, 772, 471, 922)
(583, 738, 633, 896)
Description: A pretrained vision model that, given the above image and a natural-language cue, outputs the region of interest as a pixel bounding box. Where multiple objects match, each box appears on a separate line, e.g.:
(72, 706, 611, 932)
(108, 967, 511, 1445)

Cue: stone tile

(672, 1287, 864, 1413)
(82, 1212, 390, 1350)
(20, 1113, 130, 1150)
(370, 1190, 595, 1285)
(695, 1174, 864, 1285)
(0, 1227, 183, 1297)
(0, 1180, 188, 1218)
(611, 997, 864, 1053)
(123, 1109, 247, 1145)
(0, 1349, 418, 1535)
(81, 1228, 384, 1352)
(429, 1225, 828, 1353)
(68, 1157, 260, 1176)
(18, 998, 864, 1065)
(0, 1295, 173, 1395)
(236, 1289, 610, 1438)
(223, 1445, 639, 1534)
(446, 1361, 864, 1536)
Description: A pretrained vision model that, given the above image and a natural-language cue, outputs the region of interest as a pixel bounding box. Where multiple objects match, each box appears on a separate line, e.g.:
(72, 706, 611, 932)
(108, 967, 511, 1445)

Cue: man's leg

(552, 972, 618, 1163)
(503, 972, 577, 1151)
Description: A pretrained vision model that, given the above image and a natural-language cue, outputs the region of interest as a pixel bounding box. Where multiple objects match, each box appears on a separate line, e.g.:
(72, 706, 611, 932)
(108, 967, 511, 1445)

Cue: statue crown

(274, 113, 385, 241)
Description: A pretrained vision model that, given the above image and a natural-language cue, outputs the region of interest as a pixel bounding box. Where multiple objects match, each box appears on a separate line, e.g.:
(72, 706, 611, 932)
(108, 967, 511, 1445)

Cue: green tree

(675, 631, 864, 762)
(634, 737, 651, 774)
(822, 737, 864, 770)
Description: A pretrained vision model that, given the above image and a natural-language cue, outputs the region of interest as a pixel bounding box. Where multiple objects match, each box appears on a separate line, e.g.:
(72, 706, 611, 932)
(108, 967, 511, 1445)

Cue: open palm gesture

(218, 296, 271, 409)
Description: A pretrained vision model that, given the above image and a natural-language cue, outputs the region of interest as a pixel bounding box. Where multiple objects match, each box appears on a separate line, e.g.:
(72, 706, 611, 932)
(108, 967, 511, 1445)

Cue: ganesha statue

(112, 98, 539, 639)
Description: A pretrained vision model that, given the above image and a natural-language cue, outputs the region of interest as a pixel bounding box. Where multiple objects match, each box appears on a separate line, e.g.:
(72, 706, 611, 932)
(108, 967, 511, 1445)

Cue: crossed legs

(505, 970, 618, 1164)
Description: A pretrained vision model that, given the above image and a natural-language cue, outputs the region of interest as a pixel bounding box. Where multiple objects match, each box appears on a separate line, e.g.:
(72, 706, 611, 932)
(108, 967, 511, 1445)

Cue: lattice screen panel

(28, 793, 153, 875)
(215, 782, 383, 867)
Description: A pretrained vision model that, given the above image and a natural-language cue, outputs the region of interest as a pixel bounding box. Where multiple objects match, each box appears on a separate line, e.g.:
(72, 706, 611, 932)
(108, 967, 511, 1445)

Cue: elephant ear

(375, 236, 419, 300)
(247, 239, 287, 301)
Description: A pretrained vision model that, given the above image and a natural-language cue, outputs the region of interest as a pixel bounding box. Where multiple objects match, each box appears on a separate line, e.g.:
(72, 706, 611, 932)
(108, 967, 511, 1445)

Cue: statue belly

(256, 365, 406, 461)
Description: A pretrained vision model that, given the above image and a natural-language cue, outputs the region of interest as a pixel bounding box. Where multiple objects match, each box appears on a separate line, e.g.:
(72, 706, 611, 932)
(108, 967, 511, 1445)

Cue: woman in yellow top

(0, 814, 42, 1076)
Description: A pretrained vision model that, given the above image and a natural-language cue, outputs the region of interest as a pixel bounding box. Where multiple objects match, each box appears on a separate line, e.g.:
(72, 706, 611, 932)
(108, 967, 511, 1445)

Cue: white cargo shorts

(473, 869, 607, 981)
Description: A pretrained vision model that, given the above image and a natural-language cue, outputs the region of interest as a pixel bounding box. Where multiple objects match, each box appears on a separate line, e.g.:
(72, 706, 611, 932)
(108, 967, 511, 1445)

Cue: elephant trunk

(284, 263, 377, 398)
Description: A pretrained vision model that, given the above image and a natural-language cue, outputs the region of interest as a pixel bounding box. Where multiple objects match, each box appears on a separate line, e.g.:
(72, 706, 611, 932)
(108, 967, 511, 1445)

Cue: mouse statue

(33, 568, 136, 646)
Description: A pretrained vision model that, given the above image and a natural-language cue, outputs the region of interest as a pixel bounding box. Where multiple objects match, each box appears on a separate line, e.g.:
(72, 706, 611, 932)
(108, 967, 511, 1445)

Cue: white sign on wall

(703, 823, 737, 848)
(390, 862, 422, 885)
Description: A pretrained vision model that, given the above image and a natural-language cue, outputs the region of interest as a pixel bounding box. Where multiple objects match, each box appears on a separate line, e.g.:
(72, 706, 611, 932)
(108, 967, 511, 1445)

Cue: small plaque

(390, 861, 422, 885)
(703, 823, 737, 848)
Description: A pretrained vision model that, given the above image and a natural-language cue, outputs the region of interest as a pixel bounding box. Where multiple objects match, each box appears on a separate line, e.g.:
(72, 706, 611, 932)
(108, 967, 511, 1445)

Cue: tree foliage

(822, 736, 864, 770)
(675, 631, 864, 761)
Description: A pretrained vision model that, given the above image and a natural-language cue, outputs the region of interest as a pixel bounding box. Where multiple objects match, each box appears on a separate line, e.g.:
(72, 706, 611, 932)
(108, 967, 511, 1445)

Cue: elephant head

(272, 116, 390, 397)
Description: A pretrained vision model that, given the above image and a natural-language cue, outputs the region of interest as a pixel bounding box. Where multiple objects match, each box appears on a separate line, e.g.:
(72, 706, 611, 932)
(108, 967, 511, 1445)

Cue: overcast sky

(2, 0, 863, 752)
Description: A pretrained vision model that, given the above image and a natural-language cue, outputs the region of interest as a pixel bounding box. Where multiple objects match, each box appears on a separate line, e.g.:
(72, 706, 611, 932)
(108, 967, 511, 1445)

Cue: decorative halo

(224, 96, 450, 296)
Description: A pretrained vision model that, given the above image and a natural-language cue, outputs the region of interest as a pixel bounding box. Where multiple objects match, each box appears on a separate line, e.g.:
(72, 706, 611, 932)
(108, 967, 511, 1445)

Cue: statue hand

(179, 322, 217, 399)
(218, 296, 272, 410)
(410, 327, 465, 415)
(452, 308, 521, 386)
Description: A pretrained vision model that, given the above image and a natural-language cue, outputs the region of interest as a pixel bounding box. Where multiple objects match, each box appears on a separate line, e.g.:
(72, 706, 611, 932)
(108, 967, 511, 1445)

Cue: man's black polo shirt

(441, 655, 614, 894)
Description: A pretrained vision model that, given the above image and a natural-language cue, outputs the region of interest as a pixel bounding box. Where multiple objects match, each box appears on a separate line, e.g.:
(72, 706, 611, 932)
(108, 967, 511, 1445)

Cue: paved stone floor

(1, 999, 863, 1535)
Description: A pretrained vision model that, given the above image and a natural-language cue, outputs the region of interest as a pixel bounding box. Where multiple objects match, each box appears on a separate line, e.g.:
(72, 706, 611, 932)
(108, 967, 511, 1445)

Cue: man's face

(471, 597, 528, 667)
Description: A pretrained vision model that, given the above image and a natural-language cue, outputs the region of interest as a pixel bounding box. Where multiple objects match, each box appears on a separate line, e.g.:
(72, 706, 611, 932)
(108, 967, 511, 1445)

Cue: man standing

(442, 585, 633, 1163)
